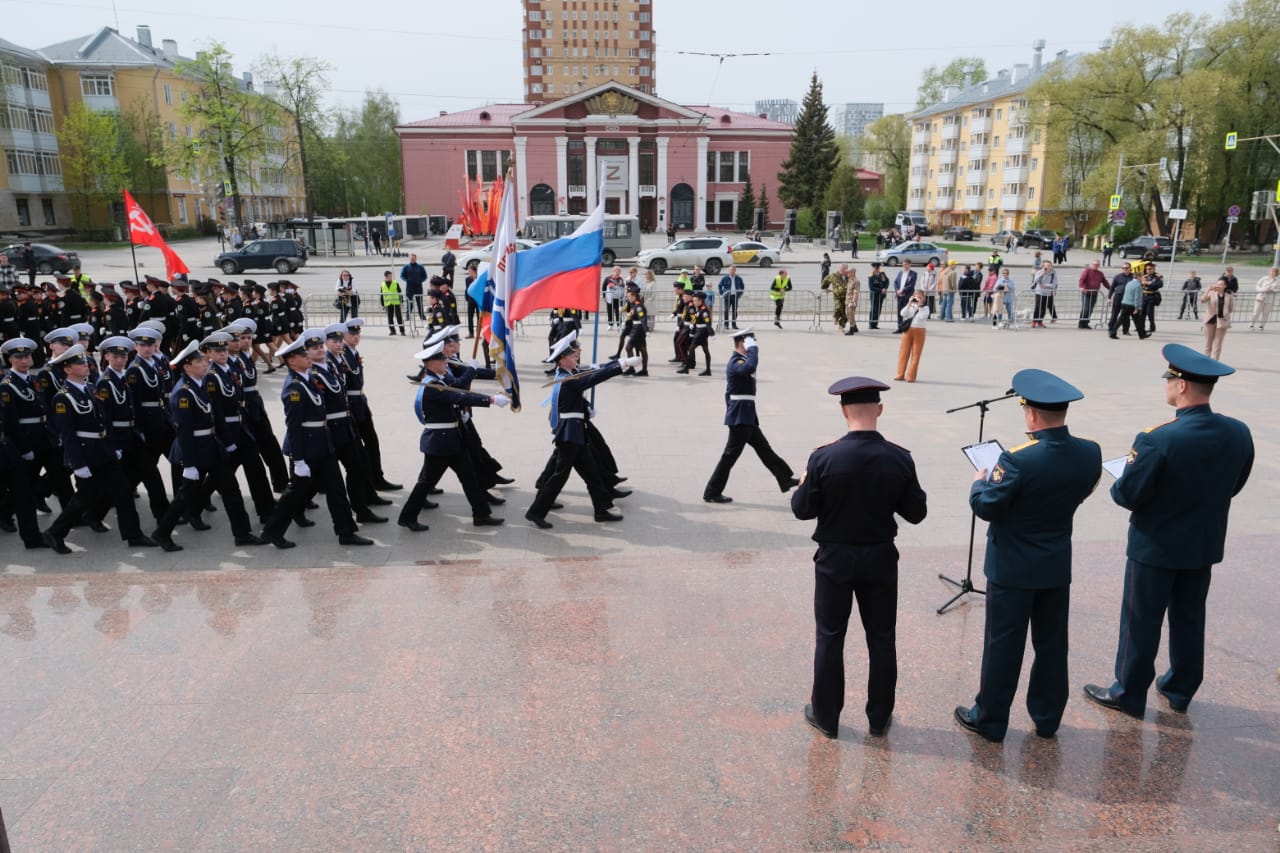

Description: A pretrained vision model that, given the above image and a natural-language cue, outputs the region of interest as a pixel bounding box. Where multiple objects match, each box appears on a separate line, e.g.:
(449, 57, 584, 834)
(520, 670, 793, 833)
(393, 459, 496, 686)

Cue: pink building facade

(397, 82, 794, 233)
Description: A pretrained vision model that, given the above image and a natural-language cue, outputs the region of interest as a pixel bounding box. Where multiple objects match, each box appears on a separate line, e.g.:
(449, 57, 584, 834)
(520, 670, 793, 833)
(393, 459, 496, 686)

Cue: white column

(555, 136, 568, 213)
(656, 137, 669, 231)
(695, 135, 709, 231)
(585, 136, 598, 210)
(514, 136, 528, 219)
(627, 135, 641, 217)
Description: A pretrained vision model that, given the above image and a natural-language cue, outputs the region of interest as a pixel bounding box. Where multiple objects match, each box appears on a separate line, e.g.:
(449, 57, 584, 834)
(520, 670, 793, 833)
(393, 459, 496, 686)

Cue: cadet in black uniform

(791, 377, 928, 739)
(100, 285, 128, 338)
(1084, 344, 1254, 718)
(679, 290, 714, 375)
(226, 319, 289, 493)
(703, 327, 798, 503)
(340, 317, 402, 493)
(424, 288, 449, 338)
(620, 285, 648, 375)
(142, 276, 178, 355)
(171, 280, 200, 347)
(442, 326, 511, 492)
(42, 344, 158, 553)
(0, 338, 50, 548)
(954, 369, 1102, 742)
(201, 331, 276, 523)
(282, 281, 305, 341)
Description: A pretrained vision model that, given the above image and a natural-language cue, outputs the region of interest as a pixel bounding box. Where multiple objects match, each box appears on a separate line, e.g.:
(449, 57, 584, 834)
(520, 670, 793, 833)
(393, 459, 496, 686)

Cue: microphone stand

(937, 391, 1017, 614)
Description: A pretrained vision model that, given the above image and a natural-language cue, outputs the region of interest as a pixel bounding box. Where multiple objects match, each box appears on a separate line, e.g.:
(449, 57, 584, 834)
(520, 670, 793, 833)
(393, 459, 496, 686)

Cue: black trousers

(673, 328, 689, 361)
(355, 413, 388, 483)
(246, 409, 289, 491)
(88, 443, 170, 525)
(332, 436, 375, 513)
(704, 424, 793, 498)
(1, 458, 41, 546)
(624, 333, 648, 372)
(292, 456, 359, 535)
(466, 295, 478, 336)
(895, 294, 911, 331)
(30, 450, 73, 508)
(154, 464, 253, 539)
(811, 543, 899, 733)
(47, 458, 144, 541)
(959, 291, 976, 318)
(1108, 300, 1133, 335)
(584, 421, 620, 481)
(384, 304, 405, 333)
(528, 441, 612, 518)
(222, 440, 276, 520)
(260, 465, 323, 539)
(459, 418, 502, 488)
(1079, 291, 1099, 328)
(399, 449, 492, 522)
(971, 581, 1070, 739)
(685, 331, 711, 369)
(1033, 293, 1050, 321)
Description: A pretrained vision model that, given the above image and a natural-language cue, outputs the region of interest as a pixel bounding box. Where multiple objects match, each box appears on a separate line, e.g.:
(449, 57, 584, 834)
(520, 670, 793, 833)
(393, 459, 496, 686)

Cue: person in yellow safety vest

(676, 269, 693, 292)
(770, 268, 792, 328)
(70, 264, 93, 299)
(379, 270, 405, 336)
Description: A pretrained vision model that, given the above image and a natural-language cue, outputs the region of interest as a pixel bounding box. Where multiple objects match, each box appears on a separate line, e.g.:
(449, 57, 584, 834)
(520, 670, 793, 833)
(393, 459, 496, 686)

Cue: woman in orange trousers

(895, 292, 930, 382)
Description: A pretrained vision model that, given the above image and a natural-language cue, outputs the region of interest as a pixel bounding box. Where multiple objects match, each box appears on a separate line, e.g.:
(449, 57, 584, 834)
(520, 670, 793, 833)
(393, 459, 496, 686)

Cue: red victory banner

(123, 189, 190, 279)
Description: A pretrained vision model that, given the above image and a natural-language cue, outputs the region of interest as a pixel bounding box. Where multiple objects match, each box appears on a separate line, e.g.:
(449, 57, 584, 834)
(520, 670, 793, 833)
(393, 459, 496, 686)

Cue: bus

(522, 214, 641, 265)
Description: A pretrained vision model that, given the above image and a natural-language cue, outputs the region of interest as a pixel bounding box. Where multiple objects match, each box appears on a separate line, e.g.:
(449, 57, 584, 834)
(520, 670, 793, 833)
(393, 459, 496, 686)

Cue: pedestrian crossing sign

(1108, 195, 1122, 211)
(1225, 132, 1238, 151)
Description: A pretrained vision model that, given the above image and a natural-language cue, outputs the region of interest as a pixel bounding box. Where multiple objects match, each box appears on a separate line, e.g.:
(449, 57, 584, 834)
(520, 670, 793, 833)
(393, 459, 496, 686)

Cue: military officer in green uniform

(1084, 344, 1253, 718)
(954, 369, 1102, 742)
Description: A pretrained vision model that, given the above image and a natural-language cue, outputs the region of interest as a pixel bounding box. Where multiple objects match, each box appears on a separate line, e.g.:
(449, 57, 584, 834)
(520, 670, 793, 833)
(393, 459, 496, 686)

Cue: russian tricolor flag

(507, 201, 604, 322)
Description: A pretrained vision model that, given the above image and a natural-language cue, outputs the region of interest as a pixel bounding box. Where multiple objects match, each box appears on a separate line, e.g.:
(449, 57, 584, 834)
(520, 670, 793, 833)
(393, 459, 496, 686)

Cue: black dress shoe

(154, 535, 183, 553)
(420, 500, 439, 510)
(0, 519, 15, 533)
(704, 494, 733, 504)
(355, 512, 389, 524)
(127, 535, 159, 548)
(375, 479, 403, 491)
(779, 477, 800, 492)
(89, 521, 110, 533)
(367, 495, 394, 507)
(1082, 683, 1141, 718)
(954, 705, 1002, 742)
(594, 510, 623, 522)
(1155, 684, 1189, 712)
(338, 533, 375, 546)
(293, 516, 316, 528)
(486, 493, 506, 506)
(549, 502, 564, 510)
(869, 714, 892, 737)
(36, 498, 53, 514)
(675, 367, 690, 374)
(525, 513, 553, 529)
(492, 475, 515, 486)
(305, 500, 320, 510)
(428, 487, 443, 496)
(43, 531, 71, 554)
(234, 534, 266, 546)
(24, 539, 50, 550)
(698, 369, 712, 376)
(398, 519, 430, 532)
(609, 488, 632, 499)
(473, 516, 504, 527)
(635, 369, 649, 376)
(186, 516, 212, 531)
(804, 704, 837, 739)
(611, 476, 629, 484)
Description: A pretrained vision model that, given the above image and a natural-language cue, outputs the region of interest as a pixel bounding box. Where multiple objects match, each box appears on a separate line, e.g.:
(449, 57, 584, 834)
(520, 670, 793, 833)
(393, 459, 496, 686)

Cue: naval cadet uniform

(954, 370, 1102, 742)
(1085, 344, 1254, 716)
(202, 335, 276, 522)
(791, 377, 928, 738)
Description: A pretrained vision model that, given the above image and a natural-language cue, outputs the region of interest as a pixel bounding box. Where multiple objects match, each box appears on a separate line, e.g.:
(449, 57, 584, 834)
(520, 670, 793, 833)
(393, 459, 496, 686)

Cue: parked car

(1, 242, 81, 275)
(990, 230, 1023, 248)
(458, 238, 541, 271)
(941, 227, 975, 242)
(1118, 235, 1174, 260)
(636, 236, 734, 275)
(874, 241, 950, 267)
(213, 238, 307, 275)
(1020, 228, 1060, 249)
(728, 241, 779, 267)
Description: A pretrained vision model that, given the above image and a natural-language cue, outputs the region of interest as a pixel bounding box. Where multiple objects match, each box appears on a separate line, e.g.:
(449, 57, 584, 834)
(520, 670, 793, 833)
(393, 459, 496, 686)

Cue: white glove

(114, 449, 122, 460)
(182, 466, 199, 481)
(744, 338, 758, 351)
(493, 394, 510, 408)
(294, 460, 311, 478)
(469, 358, 480, 368)
(74, 466, 92, 479)
(20, 451, 33, 461)
(622, 355, 643, 369)
(588, 363, 600, 371)
(226, 444, 237, 454)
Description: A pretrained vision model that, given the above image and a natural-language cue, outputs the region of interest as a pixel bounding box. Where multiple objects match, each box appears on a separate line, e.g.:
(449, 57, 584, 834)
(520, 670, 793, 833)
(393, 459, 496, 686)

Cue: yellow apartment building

(909, 44, 1082, 235)
(1, 37, 71, 234)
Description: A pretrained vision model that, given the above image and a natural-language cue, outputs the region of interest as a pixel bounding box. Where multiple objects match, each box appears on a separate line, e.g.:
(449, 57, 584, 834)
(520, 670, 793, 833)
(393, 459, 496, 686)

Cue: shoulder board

(1009, 438, 1039, 453)
(1143, 418, 1177, 434)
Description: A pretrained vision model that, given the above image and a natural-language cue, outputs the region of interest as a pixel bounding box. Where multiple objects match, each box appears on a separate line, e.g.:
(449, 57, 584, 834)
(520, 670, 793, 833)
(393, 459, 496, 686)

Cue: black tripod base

(936, 573, 986, 615)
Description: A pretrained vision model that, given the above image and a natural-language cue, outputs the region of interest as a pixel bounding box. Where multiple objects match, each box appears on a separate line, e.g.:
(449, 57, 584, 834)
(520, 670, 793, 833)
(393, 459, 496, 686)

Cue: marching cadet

(58, 275, 88, 326)
(441, 325, 512, 493)
(0, 385, 46, 548)
(221, 281, 245, 327)
(70, 323, 100, 382)
(397, 341, 508, 532)
(259, 331, 371, 547)
(246, 282, 276, 371)
(340, 317, 402, 493)
(192, 283, 221, 339)
(141, 276, 178, 354)
(119, 281, 143, 329)
(282, 280, 305, 342)
(671, 288, 695, 366)
(266, 281, 290, 353)
(424, 287, 449, 337)
(99, 285, 128, 338)
(15, 285, 44, 362)
(171, 279, 201, 348)
(619, 285, 648, 375)
(225, 319, 289, 493)
(678, 289, 713, 375)
(320, 322, 392, 510)
(954, 369, 1101, 743)
(0, 338, 55, 547)
(148, 341, 265, 551)
(0, 285, 19, 342)
(307, 326, 386, 523)
(436, 276, 460, 325)
(201, 331, 276, 523)
(122, 326, 175, 522)
(41, 344, 158, 554)
(702, 328, 799, 504)
(40, 328, 77, 410)
(525, 332, 641, 529)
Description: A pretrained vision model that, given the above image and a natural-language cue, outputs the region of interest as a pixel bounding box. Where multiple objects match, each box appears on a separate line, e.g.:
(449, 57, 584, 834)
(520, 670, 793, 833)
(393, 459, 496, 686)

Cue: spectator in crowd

(1200, 277, 1233, 359)
(1078, 260, 1106, 329)
(1178, 270, 1202, 320)
(1250, 266, 1277, 330)
(400, 253, 429, 321)
(895, 292, 929, 382)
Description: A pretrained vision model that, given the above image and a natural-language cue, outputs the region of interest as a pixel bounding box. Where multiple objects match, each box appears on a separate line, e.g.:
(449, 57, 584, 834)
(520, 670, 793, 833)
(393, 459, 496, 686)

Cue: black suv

(1118, 235, 1173, 260)
(942, 227, 975, 241)
(1020, 229, 1060, 249)
(214, 238, 307, 275)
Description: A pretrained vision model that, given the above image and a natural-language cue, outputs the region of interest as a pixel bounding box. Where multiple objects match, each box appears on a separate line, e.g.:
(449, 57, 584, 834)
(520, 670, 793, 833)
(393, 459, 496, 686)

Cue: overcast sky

(4, 0, 1230, 122)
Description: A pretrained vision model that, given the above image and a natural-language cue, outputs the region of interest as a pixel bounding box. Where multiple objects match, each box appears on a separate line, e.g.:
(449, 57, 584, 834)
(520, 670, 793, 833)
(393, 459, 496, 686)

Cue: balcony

(1005, 137, 1030, 156)
(964, 196, 986, 211)
(1009, 109, 1029, 127)
(912, 129, 929, 145)
(933, 190, 954, 208)
(910, 152, 928, 167)
(1002, 165, 1030, 183)
(941, 123, 960, 140)
(1001, 194, 1027, 211)
(938, 148, 958, 165)
(968, 144, 989, 160)
(970, 116, 992, 134)
(908, 176, 927, 191)
(936, 172, 956, 189)
(8, 174, 61, 192)
(639, 185, 655, 196)
(966, 170, 987, 187)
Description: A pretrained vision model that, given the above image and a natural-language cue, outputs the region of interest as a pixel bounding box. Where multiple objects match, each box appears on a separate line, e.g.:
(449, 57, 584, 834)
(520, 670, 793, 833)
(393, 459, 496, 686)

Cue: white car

(636, 236, 735, 275)
(459, 238, 541, 270)
(729, 241, 780, 268)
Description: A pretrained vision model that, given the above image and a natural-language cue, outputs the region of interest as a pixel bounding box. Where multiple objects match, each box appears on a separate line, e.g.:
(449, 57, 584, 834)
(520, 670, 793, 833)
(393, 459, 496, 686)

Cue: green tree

(822, 164, 866, 236)
(322, 90, 404, 215)
(776, 73, 840, 211)
(758, 180, 772, 228)
(258, 53, 332, 221)
(168, 42, 279, 228)
(863, 195, 895, 229)
(916, 58, 988, 109)
(56, 103, 129, 231)
(736, 173, 756, 231)
(861, 115, 909, 210)
(118, 97, 169, 218)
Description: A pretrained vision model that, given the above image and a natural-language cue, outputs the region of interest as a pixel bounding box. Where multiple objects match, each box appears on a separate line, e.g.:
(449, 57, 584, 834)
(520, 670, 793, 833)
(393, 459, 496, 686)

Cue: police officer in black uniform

(953, 369, 1102, 742)
(791, 377, 928, 739)
(703, 327, 799, 503)
(1084, 344, 1254, 718)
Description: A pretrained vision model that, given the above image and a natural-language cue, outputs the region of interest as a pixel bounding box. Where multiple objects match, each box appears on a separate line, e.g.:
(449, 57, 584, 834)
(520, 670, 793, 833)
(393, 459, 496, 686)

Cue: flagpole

(129, 241, 140, 284)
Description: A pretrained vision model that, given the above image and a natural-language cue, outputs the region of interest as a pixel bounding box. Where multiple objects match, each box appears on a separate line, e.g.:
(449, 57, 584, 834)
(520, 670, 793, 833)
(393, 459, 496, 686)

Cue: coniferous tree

(777, 73, 840, 211)
(736, 174, 756, 231)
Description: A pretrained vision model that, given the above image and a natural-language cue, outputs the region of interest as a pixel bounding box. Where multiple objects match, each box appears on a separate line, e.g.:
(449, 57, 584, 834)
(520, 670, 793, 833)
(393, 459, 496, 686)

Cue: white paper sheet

(1102, 456, 1128, 479)
(962, 440, 1006, 480)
